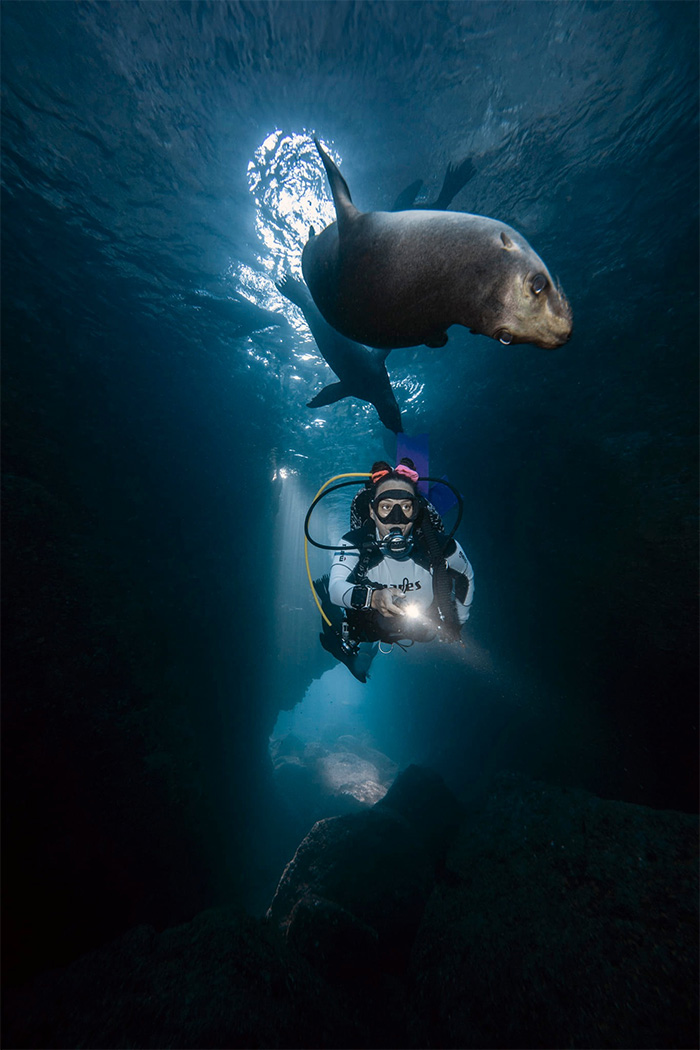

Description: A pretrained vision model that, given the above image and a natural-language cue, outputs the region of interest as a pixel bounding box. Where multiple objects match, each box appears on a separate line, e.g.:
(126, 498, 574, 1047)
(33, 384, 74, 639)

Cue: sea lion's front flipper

(314, 137, 359, 233)
(307, 381, 348, 408)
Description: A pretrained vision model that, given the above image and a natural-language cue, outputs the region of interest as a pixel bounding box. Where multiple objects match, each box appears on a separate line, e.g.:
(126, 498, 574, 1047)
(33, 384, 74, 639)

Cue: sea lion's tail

(314, 136, 359, 232)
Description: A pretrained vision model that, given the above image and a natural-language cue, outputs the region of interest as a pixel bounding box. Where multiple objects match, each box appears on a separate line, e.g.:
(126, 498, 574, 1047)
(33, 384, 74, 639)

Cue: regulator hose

(304, 473, 371, 626)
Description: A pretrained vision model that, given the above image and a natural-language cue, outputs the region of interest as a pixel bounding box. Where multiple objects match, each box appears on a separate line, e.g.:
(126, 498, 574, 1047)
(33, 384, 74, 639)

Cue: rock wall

(410, 771, 699, 1049)
(5, 768, 697, 1049)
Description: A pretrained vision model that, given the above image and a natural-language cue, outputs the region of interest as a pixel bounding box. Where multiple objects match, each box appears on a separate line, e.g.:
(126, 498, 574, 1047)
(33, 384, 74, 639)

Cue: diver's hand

(371, 587, 406, 617)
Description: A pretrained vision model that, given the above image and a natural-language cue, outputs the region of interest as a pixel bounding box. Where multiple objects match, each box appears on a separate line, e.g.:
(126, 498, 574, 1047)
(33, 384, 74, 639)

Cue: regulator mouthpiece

(380, 527, 414, 557)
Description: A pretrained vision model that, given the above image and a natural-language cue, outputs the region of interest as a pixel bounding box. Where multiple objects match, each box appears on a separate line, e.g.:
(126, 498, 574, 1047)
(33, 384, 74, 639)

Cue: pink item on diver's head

(395, 463, 419, 483)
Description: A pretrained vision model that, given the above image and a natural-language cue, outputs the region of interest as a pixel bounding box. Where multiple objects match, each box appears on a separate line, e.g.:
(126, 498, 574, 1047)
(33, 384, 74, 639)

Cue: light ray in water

(267, 469, 317, 687)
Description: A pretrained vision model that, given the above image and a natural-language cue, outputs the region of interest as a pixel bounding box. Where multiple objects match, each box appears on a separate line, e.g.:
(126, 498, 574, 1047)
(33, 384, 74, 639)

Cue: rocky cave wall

(2, 222, 282, 984)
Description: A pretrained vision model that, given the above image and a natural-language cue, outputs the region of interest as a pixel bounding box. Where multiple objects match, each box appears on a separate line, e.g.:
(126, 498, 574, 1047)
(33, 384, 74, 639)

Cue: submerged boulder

(2, 908, 364, 1050)
(4, 769, 696, 1050)
(376, 760, 466, 855)
(410, 771, 699, 1049)
(267, 764, 464, 978)
(318, 749, 388, 805)
(270, 732, 400, 829)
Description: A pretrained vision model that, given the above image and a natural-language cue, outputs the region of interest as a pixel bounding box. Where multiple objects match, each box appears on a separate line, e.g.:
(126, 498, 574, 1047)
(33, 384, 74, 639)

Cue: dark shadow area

(3, 768, 697, 1050)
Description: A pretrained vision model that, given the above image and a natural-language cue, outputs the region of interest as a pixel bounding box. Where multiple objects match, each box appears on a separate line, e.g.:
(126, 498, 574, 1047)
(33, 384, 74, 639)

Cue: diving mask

(372, 488, 420, 525)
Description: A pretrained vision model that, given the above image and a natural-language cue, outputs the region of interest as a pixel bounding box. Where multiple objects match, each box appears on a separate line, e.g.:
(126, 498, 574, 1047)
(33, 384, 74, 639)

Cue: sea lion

(276, 275, 402, 433)
(301, 138, 572, 351)
(391, 156, 476, 211)
(184, 289, 289, 337)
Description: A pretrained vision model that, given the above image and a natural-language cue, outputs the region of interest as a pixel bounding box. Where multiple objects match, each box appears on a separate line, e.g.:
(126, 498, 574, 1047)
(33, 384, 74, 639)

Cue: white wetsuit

(329, 532, 474, 625)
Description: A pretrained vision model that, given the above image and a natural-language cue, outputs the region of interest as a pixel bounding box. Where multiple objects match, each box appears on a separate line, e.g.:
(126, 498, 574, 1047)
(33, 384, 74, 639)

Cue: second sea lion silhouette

(391, 156, 476, 212)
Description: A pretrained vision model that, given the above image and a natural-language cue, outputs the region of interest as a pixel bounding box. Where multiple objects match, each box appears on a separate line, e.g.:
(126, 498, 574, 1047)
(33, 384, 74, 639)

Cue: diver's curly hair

(367, 457, 418, 494)
(350, 458, 422, 530)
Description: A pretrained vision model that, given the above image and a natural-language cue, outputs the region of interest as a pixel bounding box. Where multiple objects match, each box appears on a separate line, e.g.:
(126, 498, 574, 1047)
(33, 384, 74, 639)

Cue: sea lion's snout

(495, 267, 572, 350)
(536, 307, 573, 349)
(543, 283, 573, 348)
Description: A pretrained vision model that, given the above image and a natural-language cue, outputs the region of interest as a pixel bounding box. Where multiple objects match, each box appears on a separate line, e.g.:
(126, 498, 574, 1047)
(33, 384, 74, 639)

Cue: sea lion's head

(472, 229, 572, 350)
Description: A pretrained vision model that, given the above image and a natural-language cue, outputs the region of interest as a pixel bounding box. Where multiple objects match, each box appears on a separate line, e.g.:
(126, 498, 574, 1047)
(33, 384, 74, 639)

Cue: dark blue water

(2, 0, 698, 984)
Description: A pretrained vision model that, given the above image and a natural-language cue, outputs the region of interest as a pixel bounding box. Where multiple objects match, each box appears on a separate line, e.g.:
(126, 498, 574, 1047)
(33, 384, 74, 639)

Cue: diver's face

(370, 481, 416, 538)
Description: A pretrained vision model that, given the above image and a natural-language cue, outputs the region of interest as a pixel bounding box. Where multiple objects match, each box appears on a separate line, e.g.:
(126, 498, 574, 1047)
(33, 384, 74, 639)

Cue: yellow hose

(305, 472, 371, 626)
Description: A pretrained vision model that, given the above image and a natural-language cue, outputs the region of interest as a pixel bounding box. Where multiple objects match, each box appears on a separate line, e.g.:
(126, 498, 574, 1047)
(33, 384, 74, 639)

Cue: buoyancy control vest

(341, 508, 463, 644)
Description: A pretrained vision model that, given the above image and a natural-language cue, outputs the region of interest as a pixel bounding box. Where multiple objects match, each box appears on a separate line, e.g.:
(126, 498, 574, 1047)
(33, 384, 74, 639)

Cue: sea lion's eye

(497, 329, 513, 345)
(532, 274, 547, 295)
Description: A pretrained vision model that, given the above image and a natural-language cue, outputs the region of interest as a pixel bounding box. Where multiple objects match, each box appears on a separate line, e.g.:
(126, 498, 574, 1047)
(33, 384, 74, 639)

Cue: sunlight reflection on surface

(231, 130, 340, 331)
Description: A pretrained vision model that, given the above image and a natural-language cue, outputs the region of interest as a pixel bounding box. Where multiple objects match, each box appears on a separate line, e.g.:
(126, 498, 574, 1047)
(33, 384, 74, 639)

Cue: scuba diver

(307, 458, 474, 682)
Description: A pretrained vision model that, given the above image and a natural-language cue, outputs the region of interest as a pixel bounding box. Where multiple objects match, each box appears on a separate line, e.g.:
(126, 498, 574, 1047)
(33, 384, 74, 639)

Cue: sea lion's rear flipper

(433, 157, 476, 210)
(276, 274, 312, 311)
(372, 389, 403, 434)
(391, 179, 424, 212)
(365, 369, 403, 433)
(307, 381, 348, 408)
(314, 137, 359, 232)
